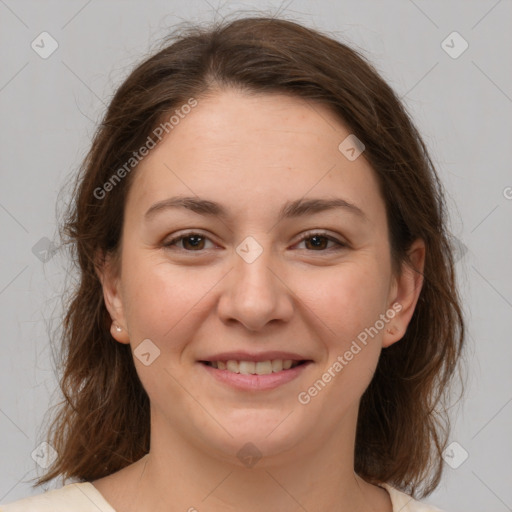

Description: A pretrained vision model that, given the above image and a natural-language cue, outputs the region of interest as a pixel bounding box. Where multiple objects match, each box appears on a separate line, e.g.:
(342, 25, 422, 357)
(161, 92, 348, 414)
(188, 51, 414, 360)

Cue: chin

(196, 411, 309, 466)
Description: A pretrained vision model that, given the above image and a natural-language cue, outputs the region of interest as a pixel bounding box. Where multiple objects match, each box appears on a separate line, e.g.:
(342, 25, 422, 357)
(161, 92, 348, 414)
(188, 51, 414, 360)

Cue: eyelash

(162, 230, 347, 253)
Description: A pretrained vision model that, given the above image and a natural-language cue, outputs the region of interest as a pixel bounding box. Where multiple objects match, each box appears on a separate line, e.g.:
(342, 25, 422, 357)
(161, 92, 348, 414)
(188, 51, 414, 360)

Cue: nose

(216, 241, 294, 332)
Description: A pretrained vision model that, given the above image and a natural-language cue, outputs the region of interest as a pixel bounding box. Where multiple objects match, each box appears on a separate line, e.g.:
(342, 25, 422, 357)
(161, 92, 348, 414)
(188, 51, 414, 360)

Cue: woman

(1, 15, 464, 512)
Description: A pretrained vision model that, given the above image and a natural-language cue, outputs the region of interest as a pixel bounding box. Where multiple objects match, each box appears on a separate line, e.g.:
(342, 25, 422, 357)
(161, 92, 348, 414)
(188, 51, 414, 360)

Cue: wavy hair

(33, 15, 465, 499)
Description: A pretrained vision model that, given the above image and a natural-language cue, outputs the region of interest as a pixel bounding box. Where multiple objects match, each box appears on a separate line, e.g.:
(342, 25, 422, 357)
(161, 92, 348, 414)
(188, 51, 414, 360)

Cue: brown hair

(33, 15, 465, 499)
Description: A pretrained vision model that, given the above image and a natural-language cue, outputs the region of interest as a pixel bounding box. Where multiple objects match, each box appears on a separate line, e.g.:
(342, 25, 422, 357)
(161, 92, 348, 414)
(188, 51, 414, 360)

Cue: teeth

(239, 361, 256, 374)
(226, 360, 239, 373)
(271, 360, 283, 372)
(209, 359, 299, 375)
(255, 361, 273, 375)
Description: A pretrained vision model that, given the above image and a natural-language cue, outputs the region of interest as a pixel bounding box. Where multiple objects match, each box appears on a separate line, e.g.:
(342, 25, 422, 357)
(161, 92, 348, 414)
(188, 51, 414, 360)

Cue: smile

(202, 359, 305, 374)
(199, 359, 312, 391)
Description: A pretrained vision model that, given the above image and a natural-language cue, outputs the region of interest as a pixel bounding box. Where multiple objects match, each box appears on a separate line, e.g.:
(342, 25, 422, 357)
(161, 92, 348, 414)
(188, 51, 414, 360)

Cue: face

(101, 89, 424, 465)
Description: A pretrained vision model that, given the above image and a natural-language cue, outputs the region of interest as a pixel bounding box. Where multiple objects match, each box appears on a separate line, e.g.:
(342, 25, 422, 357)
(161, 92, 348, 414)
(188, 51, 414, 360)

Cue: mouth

(197, 349, 314, 391)
(200, 359, 309, 375)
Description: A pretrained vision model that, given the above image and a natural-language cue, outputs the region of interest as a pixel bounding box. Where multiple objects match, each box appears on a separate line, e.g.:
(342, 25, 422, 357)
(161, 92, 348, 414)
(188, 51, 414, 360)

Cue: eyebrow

(144, 195, 367, 223)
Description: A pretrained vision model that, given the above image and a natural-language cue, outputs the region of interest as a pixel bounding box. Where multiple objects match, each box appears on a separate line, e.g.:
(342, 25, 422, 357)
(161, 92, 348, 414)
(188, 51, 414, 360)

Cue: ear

(95, 250, 130, 345)
(382, 238, 426, 348)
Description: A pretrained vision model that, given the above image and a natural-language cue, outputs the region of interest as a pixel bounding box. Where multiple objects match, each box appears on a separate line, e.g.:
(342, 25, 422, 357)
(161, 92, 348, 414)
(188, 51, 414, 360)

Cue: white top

(0, 481, 444, 511)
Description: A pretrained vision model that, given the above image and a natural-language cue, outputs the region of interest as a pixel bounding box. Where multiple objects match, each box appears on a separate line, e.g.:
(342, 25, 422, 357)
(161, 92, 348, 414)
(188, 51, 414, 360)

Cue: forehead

(125, 90, 385, 225)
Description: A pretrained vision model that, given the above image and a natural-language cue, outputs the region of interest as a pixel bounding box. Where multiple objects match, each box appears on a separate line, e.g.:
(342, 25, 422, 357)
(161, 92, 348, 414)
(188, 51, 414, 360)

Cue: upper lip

(199, 351, 312, 362)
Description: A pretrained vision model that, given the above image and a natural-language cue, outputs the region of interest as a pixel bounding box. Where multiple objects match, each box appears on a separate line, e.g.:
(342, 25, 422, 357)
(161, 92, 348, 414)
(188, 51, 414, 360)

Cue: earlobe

(382, 239, 426, 348)
(109, 320, 130, 344)
(95, 250, 130, 345)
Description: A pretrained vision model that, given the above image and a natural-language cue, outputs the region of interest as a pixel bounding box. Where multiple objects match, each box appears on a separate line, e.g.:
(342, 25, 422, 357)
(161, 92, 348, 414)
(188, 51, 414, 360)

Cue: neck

(101, 405, 391, 512)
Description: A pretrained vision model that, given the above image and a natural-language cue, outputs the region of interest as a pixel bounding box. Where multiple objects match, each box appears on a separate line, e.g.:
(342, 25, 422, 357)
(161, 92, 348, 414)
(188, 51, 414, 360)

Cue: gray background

(1, 1, 511, 511)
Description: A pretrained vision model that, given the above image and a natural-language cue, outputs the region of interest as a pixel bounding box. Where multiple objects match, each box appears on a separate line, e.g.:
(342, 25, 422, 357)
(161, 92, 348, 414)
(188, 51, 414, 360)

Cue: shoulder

(0, 482, 116, 512)
(379, 483, 446, 512)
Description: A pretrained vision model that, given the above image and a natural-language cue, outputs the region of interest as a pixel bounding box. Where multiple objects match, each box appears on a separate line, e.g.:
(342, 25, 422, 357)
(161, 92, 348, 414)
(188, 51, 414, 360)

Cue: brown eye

(163, 230, 347, 254)
(164, 233, 213, 251)
(296, 232, 346, 251)
(303, 235, 330, 250)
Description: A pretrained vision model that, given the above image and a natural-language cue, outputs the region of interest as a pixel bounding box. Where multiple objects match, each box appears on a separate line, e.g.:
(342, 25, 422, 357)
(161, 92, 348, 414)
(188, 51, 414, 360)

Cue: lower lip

(199, 362, 312, 391)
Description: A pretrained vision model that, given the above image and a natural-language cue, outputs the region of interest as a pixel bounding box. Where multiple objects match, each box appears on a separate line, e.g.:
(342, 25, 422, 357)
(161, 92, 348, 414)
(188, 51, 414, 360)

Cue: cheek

(300, 263, 389, 387)
(297, 261, 390, 342)
(119, 254, 212, 403)
(293, 264, 390, 418)
(121, 251, 218, 349)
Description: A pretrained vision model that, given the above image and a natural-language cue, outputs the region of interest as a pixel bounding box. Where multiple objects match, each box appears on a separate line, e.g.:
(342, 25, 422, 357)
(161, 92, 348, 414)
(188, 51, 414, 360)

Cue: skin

(93, 89, 425, 512)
